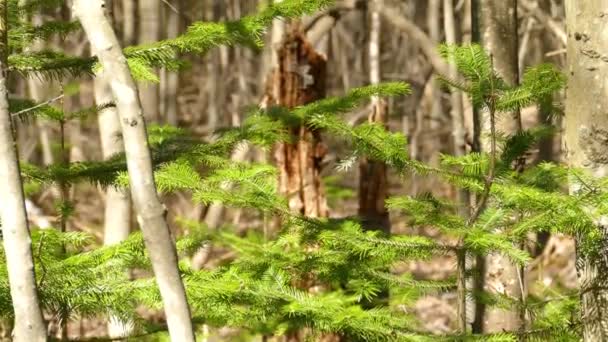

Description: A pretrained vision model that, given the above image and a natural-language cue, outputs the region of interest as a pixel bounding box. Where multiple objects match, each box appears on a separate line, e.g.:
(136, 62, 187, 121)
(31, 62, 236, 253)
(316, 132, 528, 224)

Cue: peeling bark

(271, 29, 328, 218)
(268, 27, 330, 342)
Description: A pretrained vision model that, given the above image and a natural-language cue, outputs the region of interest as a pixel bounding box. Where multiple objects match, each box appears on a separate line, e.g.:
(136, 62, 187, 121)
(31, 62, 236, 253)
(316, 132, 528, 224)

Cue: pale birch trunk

(0, 1, 47, 340)
(163, 0, 181, 126)
(137, 0, 160, 122)
(96, 71, 133, 338)
(92, 3, 132, 335)
(565, 1, 608, 340)
(72, 2, 195, 341)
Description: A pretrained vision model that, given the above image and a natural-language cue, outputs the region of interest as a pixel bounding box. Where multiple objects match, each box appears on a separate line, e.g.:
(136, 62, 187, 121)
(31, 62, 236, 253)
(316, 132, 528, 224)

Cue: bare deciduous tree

(72, 1, 195, 340)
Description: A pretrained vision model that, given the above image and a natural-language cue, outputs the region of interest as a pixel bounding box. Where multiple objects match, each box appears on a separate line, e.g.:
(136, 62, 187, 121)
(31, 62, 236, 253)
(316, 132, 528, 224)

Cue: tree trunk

(96, 70, 133, 338)
(443, 0, 471, 333)
(565, 1, 608, 340)
(122, 0, 136, 46)
(359, 0, 389, 232)
(137, 0, 160, 122)
(92, 3, 132, 337)
(269, 26, 329, 342)
(475, 0, 522, 333)
(272, 28, 328, 218)
(72, 2, 195, 341)
(19, 7, 54, 166)
(427, 0, 443, 138)
(443, 0, 466, 160)
(0, 1, 47, 340)
(163, 0, 181, 126)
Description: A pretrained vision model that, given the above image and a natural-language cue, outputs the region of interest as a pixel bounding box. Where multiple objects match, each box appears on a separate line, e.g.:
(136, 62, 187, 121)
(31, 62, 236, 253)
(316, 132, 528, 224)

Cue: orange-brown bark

(271, 29, 328, 218)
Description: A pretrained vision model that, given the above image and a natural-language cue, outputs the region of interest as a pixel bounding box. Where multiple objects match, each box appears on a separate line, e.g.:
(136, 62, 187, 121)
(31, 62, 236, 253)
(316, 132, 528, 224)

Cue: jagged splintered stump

(267, 28, 342, 342)
(271, 29, 328, 219)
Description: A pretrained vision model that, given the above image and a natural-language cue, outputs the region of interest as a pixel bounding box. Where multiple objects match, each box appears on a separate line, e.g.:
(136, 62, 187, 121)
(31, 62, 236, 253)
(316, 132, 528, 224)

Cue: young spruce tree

(0, 1, 601, 341)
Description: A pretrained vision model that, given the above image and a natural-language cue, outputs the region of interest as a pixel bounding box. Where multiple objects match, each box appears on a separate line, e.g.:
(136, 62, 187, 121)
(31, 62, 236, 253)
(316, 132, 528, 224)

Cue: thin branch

(11, 93, 64, 117)
(519, 0, 566, 46)
(161, 0, 179, 14)
(161, 0, 192, 26)
(378, 3, 452, 78)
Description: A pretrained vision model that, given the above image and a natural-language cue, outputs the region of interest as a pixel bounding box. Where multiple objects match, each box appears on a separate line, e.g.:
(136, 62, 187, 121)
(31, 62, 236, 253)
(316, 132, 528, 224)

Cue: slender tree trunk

(163, 0, 181, 126)
(72, 2, 195, 341)
(359, 0, 389, 232)
(475, 0, 522, 333)
(531, 0, 557, 258)
(444, 0, 471, 333)
(565, 1, 608, 340)
(93, 3, 132, 338)
(19, 6, 54, 166)
(137, 0, 160, 122)
(0, 1, 47, 340)
(427, 0, 443, 137)
(470, 0, 486, 333)
(443, 0, 466, 160)
(269, 0, 286, 80)
(97, 77, 133, 340)
(122, 0, 136, 46)
(205, 51, 220, 130)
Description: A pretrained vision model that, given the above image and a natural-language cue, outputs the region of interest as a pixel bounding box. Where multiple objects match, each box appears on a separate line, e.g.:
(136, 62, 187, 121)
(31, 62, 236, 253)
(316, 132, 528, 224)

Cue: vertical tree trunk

(443, 0, 466, 160)
(72, 2, 195, 341)
(93, 2, 132, 337)
(269, 26, 329, 342)
(427, 0, 443, 137)
(272, 28, 328, 218)
(205, 51, 220, 130)
(163, 0, 181, 126)
(478, 0, 520, 96)
(359, 0, 389, 232)
(137, 0, 160, 122)
(0, 1, 47, 340)
(269, 0, 286, 84)
(19, 5, 54, 166)
(97, 73, 132, 337)
(565, 1, 608, 340)
(444, 0, 471, 333)
(475, 0, 522, 333)
(122, 0, 136, 46)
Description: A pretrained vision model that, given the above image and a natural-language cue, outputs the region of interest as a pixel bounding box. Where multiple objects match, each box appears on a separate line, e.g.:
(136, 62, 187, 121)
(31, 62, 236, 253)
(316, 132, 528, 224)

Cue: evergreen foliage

(0, 1, 595, 341)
